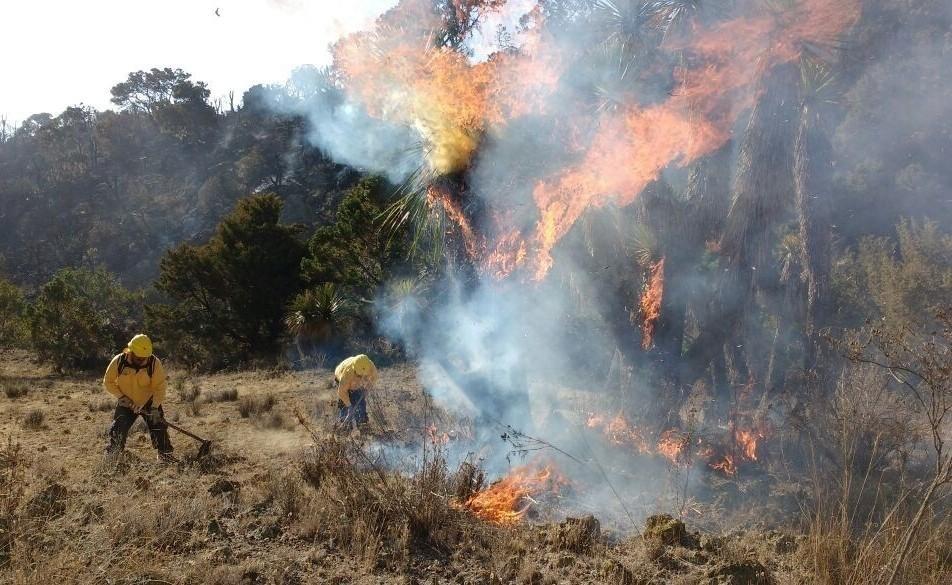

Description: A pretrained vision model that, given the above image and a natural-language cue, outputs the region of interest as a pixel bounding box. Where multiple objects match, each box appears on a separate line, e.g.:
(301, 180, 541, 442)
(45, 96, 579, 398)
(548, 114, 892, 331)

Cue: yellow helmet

(128, 334, 153, 358)
(354, 354, 374, 376)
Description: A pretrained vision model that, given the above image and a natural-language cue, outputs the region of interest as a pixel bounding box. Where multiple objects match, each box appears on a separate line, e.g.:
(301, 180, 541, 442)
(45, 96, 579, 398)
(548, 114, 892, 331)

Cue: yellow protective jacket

(103, 350, 168, 407)
(334, 354, 378, 406)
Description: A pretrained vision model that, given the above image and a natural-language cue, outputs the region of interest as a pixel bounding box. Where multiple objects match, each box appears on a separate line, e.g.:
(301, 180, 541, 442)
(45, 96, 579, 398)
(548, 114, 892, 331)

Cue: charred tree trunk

(683, 64, 799, 403)
(794, 102, 834, 369)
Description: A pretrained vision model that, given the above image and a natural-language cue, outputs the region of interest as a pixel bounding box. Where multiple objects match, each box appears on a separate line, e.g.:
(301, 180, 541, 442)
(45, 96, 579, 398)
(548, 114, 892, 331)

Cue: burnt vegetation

(0, 0, 950, 583)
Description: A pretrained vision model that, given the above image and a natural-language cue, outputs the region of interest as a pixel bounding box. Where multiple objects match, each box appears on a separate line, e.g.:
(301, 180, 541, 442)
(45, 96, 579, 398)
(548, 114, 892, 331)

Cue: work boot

(156, 451, 176, 463)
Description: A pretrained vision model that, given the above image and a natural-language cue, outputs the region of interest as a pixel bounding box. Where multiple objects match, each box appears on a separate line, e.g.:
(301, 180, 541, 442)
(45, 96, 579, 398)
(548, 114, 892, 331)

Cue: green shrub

(0, 278, 28, 347)
(27, 268, 142, 371)
(149, 194, 306, 369)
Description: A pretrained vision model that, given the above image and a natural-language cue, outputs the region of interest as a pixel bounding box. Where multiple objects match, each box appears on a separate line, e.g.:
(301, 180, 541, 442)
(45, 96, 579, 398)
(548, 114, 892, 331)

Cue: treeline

(0, 175, 429, 371)
(0, 67, 359, 287)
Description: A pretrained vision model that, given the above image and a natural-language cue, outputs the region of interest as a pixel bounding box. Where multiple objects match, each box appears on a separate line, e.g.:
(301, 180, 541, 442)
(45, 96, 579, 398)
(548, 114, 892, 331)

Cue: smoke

(266, 0, 949, 522)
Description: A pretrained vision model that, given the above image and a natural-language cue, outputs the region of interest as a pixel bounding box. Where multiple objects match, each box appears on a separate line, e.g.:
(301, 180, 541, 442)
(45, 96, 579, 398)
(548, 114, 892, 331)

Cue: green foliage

(0, 279, 27, 347)
(285, 283, 354, 344)
(27, 268, 142, 372)
(302, 177, 412, 299)
(150, 194, 306, 368)
(833, 220, 952, 327)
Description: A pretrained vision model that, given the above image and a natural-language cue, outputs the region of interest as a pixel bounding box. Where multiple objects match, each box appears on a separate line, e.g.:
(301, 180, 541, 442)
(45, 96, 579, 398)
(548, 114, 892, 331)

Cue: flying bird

(215, 7, 221, 17)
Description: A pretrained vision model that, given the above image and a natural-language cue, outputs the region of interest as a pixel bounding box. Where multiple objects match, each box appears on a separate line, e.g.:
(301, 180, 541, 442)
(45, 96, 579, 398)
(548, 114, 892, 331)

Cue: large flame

(332, 0, 860, 280)
(460, 464, 567, 524)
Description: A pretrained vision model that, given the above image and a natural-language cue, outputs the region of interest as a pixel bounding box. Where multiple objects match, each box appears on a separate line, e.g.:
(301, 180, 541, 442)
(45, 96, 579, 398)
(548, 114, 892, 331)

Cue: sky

(0, 0, 398, 124)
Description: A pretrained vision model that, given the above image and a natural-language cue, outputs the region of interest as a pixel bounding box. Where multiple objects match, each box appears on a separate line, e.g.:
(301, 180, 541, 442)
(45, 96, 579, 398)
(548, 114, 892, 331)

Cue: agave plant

(285, 283, 354, 344)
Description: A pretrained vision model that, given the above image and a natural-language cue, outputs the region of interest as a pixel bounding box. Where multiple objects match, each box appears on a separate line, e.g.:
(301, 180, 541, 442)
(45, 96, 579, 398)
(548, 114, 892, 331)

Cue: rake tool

(159, 415, 213, 458)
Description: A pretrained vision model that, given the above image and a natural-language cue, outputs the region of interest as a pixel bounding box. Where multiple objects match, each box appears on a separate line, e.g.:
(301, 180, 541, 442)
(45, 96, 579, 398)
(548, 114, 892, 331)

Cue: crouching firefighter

(102, 334, 174, 462)
(333, 354, 377, 430)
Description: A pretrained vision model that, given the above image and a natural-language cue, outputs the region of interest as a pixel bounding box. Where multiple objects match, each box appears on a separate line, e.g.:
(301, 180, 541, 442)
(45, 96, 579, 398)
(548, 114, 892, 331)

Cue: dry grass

(174, 377, 201, 403)
(87, 395, 114, 412)
(207, 388, 239, 402)
(21, 409, 44, 430)
(2, 379, 28, 399)
(238, 393, 276, 418)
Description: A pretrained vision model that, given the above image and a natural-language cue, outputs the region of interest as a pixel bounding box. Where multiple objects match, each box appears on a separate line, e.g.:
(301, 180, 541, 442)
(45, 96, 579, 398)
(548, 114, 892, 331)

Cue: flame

(586, 412, 652, 454)
(425, 423, 451, 445)
(460, 464, 567, 524)
(427, 184, 483, 259)
(333, 0, 860, 279)
(734, 428, 764, 462)
(709, 455, 737, 476)
(657, 430, 690, 464)
(640, 258, 665, 349)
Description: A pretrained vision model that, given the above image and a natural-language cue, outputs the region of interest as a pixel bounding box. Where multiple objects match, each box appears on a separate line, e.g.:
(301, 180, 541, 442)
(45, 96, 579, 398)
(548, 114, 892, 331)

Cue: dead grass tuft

(239, 394, 276, 418)
(87, 395, 114, 412)
(207, 388, 239, 402)
(21, 409, 44, 430)
(2, 380, 28, 399)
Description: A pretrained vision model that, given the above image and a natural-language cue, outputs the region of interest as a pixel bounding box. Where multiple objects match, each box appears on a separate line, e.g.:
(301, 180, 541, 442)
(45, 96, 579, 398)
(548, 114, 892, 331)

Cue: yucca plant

(285, 283, 354, 346)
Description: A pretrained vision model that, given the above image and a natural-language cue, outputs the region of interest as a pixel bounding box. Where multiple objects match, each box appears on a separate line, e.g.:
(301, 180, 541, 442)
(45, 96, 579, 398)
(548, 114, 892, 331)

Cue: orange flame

(640, 258, 665, 349)
(709, 455, 737, 476)
(333, 0, 860, 279)
(734, 428, 764, 462)
(460, 464, 566, 524)
(586, 412, 652, 454)
(657, 429, 690, 464)
(427, 184, 483, 259)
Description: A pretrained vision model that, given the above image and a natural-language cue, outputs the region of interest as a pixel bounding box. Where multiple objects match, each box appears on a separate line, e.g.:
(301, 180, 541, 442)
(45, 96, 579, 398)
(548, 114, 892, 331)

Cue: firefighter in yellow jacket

(334, 354, 377, 430)
(103, 334, 173, 461)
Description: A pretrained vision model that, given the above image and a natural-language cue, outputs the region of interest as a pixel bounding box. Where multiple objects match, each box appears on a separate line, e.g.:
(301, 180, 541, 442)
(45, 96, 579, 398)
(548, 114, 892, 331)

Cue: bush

(22, 409, 44, 430)
(0, 278, 28, 347)
(88, 396, 114, 412)
(833, 219, 952, 327)
(28, 268, 142, 371)
(174, 378, 201, 403)
(207, 388, 239, 402)
(149, 194, 306, 370)
(238, 394, 275, 418)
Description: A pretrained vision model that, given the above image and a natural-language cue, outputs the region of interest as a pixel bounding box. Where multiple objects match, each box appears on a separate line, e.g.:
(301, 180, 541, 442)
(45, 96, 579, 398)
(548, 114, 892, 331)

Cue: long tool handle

(163, 419, 208, 444)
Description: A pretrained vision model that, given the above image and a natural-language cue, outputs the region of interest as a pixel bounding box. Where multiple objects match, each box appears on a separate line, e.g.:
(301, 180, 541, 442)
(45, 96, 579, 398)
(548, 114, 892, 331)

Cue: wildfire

(709, 455, 737, 476)
(656, 429, 690, 464)
(427, 184, 483, 259)
(459, 464, 567, 524)
(640, 258, 665, 349)
(586, 412, 651, 454)
(332, 0, 860, 281)
(734, 428, 765, 462)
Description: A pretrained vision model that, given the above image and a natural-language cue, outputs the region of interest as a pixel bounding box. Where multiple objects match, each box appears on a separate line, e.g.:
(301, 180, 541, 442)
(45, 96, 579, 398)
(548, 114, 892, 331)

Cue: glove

(117, 396, 134, 409)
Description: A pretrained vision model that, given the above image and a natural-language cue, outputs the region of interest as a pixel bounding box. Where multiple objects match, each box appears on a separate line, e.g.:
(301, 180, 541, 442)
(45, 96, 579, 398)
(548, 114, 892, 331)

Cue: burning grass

(457, 464, 569, 525)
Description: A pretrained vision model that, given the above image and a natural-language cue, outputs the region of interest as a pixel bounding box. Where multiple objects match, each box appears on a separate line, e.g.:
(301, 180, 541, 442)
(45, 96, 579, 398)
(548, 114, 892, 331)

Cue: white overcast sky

(0, 0, 398, 123)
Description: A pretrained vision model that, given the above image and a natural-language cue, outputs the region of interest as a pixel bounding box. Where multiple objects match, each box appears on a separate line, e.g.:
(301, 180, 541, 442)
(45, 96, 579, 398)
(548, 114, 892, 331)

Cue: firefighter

(333, 354, 378, 430)
(102, 334, 174, 461)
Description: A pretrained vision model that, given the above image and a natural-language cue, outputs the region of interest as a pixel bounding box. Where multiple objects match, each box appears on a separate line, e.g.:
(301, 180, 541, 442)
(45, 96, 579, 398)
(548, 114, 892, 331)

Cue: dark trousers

(106, 404, 173, 454)
(337, 389, 368, 427)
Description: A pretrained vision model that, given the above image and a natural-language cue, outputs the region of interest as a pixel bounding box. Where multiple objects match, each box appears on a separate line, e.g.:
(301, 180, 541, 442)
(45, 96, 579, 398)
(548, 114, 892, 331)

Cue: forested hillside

(0, 67, 360, 288)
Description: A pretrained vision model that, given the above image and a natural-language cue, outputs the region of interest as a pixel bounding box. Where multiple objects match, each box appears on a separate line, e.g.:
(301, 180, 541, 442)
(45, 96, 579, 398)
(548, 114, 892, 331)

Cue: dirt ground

(0, 348, 829, 584)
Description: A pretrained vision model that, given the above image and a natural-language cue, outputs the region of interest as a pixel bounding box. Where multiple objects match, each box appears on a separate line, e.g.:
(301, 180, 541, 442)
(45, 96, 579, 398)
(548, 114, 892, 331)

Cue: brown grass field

(0, 348, 947, 584)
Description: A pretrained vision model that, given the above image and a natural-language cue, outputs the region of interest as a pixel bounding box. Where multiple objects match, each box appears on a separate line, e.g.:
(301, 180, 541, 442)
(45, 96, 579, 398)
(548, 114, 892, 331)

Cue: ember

(459, 465, 567, 524)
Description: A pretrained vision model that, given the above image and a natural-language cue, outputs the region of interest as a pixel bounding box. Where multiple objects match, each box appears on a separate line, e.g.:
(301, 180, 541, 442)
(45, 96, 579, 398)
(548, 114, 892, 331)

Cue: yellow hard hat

(354, 354, 373, 376)
(128, 334, 153, 358)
